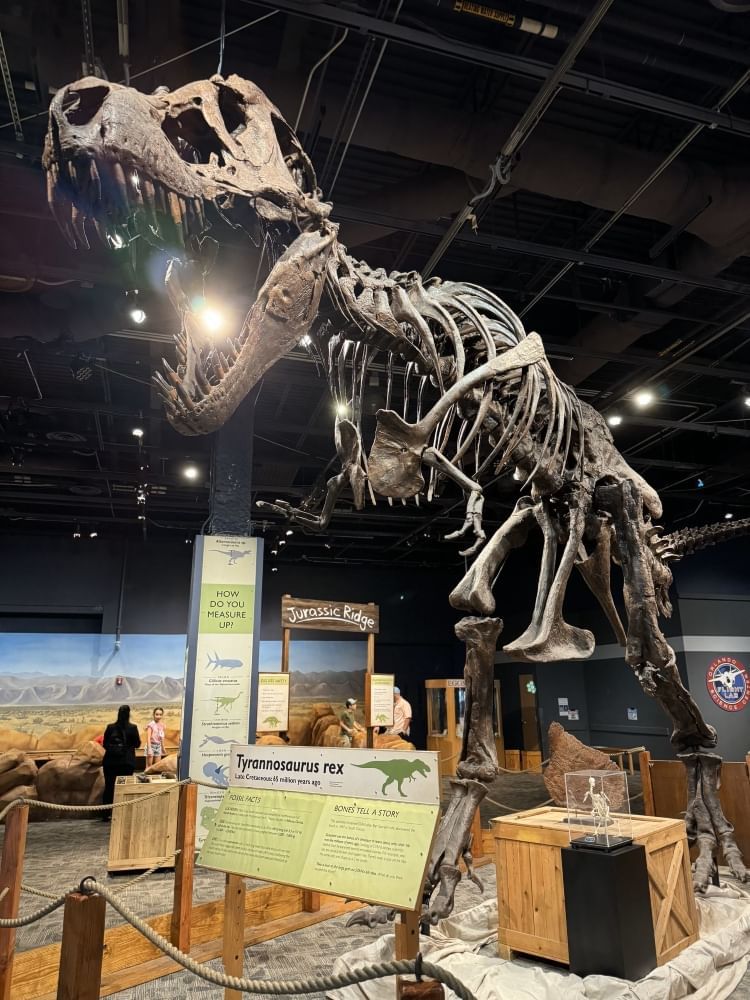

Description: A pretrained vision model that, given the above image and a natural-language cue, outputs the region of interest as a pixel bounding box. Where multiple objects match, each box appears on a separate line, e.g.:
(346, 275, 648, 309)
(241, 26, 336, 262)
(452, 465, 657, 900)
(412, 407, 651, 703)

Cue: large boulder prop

(144, 752, 178, 776)
(543, 722, 622, 807)
(0, 750, 39, 819)
(37, 740, 104, 809)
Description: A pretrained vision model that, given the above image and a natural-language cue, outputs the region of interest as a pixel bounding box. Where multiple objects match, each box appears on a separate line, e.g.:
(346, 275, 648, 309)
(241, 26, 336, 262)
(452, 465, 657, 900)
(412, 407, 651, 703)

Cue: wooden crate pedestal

(562, 843, 656, 979)
(492, 807, 698, 968)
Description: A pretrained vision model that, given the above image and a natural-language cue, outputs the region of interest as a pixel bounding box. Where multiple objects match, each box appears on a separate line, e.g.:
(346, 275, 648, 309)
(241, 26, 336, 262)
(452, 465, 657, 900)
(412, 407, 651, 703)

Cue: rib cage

(317, 244, 586, 496)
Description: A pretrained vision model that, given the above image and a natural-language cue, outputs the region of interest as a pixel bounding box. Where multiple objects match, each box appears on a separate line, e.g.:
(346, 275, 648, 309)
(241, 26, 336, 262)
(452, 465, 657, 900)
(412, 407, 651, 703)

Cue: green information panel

(199, 786, 439, 909)
(199, 583, 255, 634)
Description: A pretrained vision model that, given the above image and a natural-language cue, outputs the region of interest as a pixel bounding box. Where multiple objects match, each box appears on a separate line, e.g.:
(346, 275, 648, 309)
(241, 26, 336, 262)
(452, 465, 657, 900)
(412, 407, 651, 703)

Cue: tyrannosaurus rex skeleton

(44, 74, 749, 917)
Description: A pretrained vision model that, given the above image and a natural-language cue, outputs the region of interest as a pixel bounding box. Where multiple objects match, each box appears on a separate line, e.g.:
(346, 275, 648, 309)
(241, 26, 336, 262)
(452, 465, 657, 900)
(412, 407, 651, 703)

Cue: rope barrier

(80, 878, 479, 1000)
(485, 795, 554, 813)
(495, 757, 550, 774)
(0, 891, 69, 928)
(0, 779, 189, 825)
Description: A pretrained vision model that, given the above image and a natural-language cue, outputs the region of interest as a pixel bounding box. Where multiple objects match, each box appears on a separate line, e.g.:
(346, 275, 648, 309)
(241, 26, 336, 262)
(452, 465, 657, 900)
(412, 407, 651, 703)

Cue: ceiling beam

(246, 0, 750, 138)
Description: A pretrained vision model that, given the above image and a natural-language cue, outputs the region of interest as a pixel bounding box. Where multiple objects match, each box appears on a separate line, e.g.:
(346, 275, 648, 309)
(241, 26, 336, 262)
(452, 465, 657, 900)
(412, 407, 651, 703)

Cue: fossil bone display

(44, 74, 750, 919)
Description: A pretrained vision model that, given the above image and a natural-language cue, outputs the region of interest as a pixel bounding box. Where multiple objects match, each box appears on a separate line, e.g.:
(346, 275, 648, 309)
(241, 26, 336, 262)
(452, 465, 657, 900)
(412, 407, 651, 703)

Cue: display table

(107, 776, 180, 873)
(491, 806, 698, 967)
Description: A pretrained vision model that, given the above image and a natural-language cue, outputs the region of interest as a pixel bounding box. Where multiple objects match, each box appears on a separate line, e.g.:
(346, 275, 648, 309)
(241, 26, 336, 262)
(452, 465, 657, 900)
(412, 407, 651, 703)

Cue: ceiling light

(335, 402, 348, 417)
(279, 539, 286, 547)
(132, 427, 144, 439)
(633, 389, 654, 408)
(89, 531, 98, 539)
(182, 465, 199, 481)
(196, 303, 223, 333)
(607, 414, 622, 427)
(271, 549, 278, 556)
(137, 514, 146, 521)
(324, 542, 331, 550)
(130, 308, 146, 325)
(285, 529, 293, 536)
(725, 512, 734, 520)
(271, 566, 278, 573)
(744, 395, 750, 408)
(72, 529, 81, 540)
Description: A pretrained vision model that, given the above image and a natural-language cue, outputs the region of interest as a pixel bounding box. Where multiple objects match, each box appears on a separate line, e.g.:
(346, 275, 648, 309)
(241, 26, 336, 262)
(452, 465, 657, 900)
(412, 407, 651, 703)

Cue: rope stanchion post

(639, 750, 655, 816)
(0, 801, 28, 1000)
(223, 873, 245, 1000)
(55, 890, 106, 1000)
(395, 906, 421, 1000)
(170, 781, 197, 952)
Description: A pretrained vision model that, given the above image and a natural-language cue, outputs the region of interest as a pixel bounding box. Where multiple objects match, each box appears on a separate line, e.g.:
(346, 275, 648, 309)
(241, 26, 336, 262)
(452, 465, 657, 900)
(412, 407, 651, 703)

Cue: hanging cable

(217, 0, 227, 76)
(294, 28, 349, 133)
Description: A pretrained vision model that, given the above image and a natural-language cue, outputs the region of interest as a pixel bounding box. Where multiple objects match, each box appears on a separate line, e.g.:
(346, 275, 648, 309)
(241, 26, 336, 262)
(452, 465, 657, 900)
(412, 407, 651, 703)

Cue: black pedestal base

(562, 842, 657, 980)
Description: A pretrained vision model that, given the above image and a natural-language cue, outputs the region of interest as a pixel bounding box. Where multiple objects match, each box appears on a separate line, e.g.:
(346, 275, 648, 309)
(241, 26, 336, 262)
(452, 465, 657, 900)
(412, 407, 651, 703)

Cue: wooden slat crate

(492, 807, 698, 967)
(504, 750, 521, 771)
(107, 776, 180, 872)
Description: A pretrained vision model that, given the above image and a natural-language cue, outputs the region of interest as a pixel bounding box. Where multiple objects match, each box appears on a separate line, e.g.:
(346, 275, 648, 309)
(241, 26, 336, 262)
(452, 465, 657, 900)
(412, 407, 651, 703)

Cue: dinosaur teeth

(71, 205, 90, 250)
(47, 173, 76, 249)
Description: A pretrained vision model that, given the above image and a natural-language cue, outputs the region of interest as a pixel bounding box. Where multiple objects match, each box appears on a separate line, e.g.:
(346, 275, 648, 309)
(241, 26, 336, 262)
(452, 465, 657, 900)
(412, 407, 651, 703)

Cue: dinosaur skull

(43, 74, 334, 433)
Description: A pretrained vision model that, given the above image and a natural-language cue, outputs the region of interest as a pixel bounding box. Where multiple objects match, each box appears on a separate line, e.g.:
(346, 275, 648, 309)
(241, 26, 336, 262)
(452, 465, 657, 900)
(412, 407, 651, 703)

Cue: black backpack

(106, 725, 127, 759)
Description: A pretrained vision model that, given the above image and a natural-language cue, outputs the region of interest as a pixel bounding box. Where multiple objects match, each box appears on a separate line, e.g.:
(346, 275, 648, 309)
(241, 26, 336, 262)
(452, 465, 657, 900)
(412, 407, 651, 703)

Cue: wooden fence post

(0, 802, 29, 1000)
(639, 751, 655, 816)
(223, 873, 246, 1000)
(170, 782, 197, 951)
(56, 892, 106, 1000)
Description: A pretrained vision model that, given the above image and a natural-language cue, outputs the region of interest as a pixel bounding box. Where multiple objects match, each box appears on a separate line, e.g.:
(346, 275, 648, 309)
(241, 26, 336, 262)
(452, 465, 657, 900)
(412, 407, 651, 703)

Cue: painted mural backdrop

(0, 632, 366, 749)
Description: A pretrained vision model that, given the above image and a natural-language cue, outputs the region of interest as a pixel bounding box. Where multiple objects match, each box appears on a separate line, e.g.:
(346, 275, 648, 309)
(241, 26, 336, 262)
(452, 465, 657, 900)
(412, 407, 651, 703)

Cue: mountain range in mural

(0, 673, 183, 706)
(289, 668, 365, 701)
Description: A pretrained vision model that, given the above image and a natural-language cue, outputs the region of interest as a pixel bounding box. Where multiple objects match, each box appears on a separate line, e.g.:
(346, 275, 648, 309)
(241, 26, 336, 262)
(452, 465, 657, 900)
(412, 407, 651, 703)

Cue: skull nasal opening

(61, 83, 110, 126)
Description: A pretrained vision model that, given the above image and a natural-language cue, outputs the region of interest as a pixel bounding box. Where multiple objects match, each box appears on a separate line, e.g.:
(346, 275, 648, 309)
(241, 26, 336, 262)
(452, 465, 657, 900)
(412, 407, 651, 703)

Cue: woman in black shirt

(101, 704, 141, 821)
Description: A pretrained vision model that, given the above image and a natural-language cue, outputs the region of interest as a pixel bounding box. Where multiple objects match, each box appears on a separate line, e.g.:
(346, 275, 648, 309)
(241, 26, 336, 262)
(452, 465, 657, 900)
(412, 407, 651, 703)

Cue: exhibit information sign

(199, 745, 439, 909)
(366, 673, 395, 728)
(281, 596, 379, 633)
(181, 535, 263, 846)
(256, 672, 290, 731)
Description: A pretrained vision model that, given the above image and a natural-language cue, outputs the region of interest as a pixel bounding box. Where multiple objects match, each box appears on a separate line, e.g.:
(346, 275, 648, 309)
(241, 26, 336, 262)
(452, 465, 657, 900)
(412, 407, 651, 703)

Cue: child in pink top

(145, 707, 166, 768)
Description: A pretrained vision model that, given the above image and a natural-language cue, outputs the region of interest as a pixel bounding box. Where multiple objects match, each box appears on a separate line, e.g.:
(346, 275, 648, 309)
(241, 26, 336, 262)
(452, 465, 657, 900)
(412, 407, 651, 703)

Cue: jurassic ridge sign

(281, 595, 379, 633)
(198, 745, 439, 909)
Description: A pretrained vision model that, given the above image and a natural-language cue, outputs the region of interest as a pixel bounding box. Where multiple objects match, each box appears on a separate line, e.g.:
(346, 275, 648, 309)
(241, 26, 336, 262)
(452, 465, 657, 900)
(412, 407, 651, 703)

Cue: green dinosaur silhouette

(211, 693, 241, 714)
(375, 713, 388, 723)
(262, 715, 282, 728)
(201, 805, 218, 830)
(354, 758, 431, 797)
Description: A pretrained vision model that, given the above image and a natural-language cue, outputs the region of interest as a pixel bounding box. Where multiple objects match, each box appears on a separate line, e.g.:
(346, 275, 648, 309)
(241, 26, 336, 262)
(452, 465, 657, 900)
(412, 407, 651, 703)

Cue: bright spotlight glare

(725, 512, 734, 520)
(634, 390, 654, 408)
(89, 531, 98, 539)
(300, 334, 312, 347)
(130, 308, 146, 325)
(132, 427, 144, 439)
(335, 403, 348, 417)
(607, 414, 623, 427)
(182, 465, 199, 481)
(198, 304, 224, 333)
(744, 395, 750, 408)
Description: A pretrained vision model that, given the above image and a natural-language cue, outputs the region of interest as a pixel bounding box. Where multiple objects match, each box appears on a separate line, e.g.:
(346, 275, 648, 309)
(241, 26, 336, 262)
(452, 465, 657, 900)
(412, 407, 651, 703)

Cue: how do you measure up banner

(181, 535, 263, 846)
(199, 745, 440, 909)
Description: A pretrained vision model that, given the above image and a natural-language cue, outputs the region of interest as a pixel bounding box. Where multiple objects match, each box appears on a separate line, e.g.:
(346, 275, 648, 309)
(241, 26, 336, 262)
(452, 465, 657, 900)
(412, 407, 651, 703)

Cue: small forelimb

(424, 447, 485, 556)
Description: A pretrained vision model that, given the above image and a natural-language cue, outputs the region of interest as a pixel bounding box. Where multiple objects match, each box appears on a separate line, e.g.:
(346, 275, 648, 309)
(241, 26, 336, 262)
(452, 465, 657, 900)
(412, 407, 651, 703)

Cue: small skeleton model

(44, 73, 750, 919)
(583, 776, 611, 838)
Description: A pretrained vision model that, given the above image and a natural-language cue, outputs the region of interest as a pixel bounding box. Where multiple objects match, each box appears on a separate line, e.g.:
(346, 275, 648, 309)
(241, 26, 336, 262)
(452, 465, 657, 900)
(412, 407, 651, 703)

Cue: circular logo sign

(706, 657, 750, 712)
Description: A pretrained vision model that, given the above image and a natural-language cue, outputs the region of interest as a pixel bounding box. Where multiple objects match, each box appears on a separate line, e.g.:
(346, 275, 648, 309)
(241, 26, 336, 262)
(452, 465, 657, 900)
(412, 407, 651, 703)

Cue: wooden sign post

(280, 595, 380, 748)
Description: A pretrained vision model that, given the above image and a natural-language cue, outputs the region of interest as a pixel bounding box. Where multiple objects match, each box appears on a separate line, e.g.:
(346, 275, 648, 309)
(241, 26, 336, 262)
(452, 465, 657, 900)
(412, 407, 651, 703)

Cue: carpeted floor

(3, 772, 748, 997)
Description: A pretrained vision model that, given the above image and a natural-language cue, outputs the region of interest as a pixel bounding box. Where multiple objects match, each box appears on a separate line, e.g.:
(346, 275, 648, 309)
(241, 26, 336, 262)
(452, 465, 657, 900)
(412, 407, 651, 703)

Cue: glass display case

(565, 769, 633, 851)
(426, 678, 505, 776)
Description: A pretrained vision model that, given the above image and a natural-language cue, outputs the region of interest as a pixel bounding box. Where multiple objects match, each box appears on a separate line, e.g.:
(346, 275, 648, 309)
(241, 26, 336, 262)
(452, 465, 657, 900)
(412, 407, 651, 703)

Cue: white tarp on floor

(329, 877, 750, 1000)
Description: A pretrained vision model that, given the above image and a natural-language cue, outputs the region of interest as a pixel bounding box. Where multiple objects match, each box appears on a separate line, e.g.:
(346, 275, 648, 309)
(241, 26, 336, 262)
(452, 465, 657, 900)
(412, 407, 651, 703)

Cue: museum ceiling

(1, 0, 750, 567)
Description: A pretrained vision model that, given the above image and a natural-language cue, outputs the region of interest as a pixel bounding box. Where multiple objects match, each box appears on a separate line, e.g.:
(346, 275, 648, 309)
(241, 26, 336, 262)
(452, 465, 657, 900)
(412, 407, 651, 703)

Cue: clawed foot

(345, 905, 396, 929)
(445, 490, 486, 556)
(256, 498, 323, 531)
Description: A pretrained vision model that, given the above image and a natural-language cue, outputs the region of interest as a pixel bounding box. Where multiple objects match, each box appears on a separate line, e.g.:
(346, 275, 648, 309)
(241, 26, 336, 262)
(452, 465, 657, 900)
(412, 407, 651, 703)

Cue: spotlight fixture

(132, 427, 144, 439)
(271, 549, 278, 556)
(607, 414, 623, 427)
(72, 528, 81, 539)
(182, 464, 199, 481)
(278, 539, 286, 547)
(137, 514, 146, 521)
(324, 542, 332, 550)
(725, 512, 734, 520)
(130, 308, 146, 325)
(285, 529, 294, 537)
(89, 531, 98, 539)
(633, 389, 654, 408)
(195, 301, 223, 333)
(271, 566, 278, 573)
